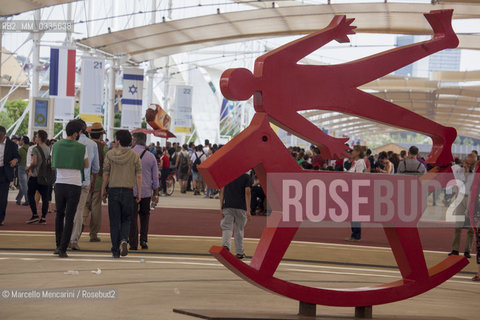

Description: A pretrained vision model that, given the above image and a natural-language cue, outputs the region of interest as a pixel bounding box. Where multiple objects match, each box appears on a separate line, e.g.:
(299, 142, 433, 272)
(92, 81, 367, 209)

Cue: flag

(49, 47, 76, 97)
(121, 68, 144, 128)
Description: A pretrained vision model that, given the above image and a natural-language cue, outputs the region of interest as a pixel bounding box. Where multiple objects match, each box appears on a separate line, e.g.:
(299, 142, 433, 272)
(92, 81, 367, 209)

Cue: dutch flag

(49, 47, 76, 97)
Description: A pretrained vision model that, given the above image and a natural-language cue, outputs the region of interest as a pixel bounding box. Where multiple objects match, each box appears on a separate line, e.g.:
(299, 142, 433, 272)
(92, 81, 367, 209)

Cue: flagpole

(107, 59, 117, 142)
(28, 10, 41, 138)
(145, 0, 156, 145)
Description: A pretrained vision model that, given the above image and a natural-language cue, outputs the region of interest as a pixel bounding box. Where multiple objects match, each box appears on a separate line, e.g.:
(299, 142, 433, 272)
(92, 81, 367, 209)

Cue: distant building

(394, 36, 415, 77)
(428, 49, 461, 72)
(393, 35, 460, 78)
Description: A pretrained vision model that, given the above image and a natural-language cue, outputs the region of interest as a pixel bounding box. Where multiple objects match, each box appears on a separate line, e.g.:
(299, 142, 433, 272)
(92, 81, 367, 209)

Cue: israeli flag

(121, 68, 144, 128)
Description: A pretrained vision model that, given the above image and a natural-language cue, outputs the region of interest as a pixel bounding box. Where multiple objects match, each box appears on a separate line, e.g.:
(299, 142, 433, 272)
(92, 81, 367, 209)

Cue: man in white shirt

(69, 119, 99, 251)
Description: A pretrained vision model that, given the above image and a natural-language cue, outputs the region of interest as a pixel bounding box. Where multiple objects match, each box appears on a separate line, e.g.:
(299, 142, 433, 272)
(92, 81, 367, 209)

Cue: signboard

(53, 97, 75, 120)
(34, 99, 48, 127)
(80, 56, 104, 120)
(174, 85, 193, 133)
(31, 97, 54, 138)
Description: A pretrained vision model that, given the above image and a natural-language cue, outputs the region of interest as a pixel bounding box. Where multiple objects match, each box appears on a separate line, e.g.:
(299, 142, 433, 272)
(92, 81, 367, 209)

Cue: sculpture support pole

(355, 306, 372, 319)
(298, 301, 316, 317)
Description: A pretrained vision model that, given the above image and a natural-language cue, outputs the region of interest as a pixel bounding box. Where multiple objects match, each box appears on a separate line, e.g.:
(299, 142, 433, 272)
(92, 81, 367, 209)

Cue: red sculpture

(198, 10, 467, 308)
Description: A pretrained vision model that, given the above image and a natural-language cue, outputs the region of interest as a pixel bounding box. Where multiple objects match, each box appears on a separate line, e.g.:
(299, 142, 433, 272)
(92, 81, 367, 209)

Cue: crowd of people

(0, 124, 479, 280)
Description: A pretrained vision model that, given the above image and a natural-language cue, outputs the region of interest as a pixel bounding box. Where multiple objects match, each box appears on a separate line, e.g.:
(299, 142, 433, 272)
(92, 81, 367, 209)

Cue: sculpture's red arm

(342, 10, 458, 87)
(256, 15, 356, 65)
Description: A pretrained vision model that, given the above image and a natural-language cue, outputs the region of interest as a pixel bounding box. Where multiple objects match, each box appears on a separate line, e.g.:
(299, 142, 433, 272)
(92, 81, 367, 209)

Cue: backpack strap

(140, 150, 147, 159)
(95, 141, 105, 176)
(36, 146, 48, 163)
(416, 162, 422, 172)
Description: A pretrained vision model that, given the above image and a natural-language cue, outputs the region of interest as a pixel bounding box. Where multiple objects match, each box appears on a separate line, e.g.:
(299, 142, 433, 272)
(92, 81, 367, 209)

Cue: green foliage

(0, 99, 29, 136)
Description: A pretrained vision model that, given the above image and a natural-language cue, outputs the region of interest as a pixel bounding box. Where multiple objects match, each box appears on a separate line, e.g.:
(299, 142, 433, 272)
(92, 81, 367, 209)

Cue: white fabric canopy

(79, 2, 480, 62)
(0, 0, 78, 17)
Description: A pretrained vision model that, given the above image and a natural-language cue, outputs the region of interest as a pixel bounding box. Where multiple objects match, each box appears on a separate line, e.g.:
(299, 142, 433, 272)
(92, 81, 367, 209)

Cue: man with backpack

(177, 144, 190, 194)
(190, 145, 206, 195)
(25, 130, 52, 225)
(397, 146, 426, 176)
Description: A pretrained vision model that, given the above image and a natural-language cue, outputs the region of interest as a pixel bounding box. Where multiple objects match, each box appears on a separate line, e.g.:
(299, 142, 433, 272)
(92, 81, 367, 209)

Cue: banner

(174, 85, 193, 133)
(80, 56, 104, 119)
(49, 46, 76, 120)
(54, 97, 75, 120)
(121, 68, 143, 128)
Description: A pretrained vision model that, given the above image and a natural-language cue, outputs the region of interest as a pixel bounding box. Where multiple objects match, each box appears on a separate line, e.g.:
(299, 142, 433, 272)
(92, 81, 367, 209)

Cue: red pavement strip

(0, 201, 457, 252)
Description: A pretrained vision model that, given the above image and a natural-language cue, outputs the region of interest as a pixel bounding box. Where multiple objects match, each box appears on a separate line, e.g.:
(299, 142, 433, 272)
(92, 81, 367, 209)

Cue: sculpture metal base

(355, 306, 372, 319)
(299, 301, 316, 317)
(173, 309, 462, 320)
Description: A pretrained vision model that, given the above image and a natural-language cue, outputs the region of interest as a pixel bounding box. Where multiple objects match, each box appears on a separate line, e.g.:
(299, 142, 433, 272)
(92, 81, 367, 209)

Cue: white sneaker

(120, 240, 128, 256)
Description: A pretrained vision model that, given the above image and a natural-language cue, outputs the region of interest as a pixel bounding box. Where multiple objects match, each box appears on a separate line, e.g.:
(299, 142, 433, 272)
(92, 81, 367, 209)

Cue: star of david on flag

(121, 68, 144, 128)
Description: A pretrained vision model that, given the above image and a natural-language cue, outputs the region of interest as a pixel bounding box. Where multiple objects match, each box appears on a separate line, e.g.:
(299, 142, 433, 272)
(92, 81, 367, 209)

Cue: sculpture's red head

(220, 68, 256, 101)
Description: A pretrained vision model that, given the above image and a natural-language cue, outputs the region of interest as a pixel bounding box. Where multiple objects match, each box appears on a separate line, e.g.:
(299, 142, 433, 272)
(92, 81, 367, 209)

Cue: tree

(2, 99, 29, 136)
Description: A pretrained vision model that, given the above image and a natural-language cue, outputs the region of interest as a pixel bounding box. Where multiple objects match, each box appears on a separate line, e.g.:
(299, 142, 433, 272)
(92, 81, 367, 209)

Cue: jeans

(250, 185, 266, 213)
(160, 167, 169, 194)
(108, 188, 134, 255)
(129, 197, 151, 248)
(350, 222, 362, 240)
(16, 165, 28, 204)
(55, 183, 81, 252)
(27, 177, 50, 218)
